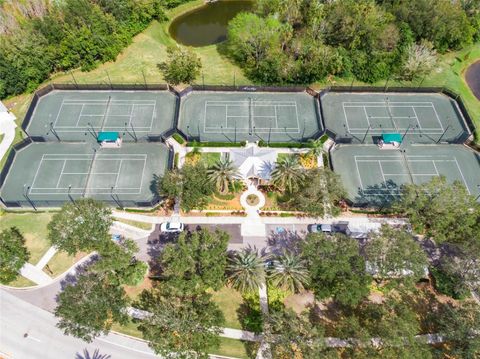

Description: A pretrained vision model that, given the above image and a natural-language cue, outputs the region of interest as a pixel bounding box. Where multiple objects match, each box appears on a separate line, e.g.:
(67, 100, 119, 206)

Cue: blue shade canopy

(382, 133, 402, 143)
(97, 132, 119, 142)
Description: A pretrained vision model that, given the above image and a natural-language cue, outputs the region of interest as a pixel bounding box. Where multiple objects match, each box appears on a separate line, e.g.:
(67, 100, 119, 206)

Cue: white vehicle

(160, 222, 185, 233)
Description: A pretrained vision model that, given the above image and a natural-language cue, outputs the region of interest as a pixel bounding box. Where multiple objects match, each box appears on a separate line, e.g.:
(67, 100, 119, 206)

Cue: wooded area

(226, 0, 480, 84)
(0, 0, 192, 99)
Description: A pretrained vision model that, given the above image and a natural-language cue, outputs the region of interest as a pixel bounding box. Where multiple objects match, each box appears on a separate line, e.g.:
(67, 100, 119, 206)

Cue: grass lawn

(111, 319, 143, 338)
(212, 337, 253, 359)
(124, 276, 153, 301)
(115, 218, 153, 231)
(43, 251, 86, 278)
(112, 321, 253, 359)
(6, 275, 36, 287)
(211, 286, 244, 330)
(207, 193, 244, 210)
(0, 212, 53, 265)
(277, 153, 296, 161)
(199, 152, 221, 166)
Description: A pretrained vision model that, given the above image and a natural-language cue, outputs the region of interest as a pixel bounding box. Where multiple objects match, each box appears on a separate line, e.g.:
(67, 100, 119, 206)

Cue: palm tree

(270, 156, 305, 193)
(307, 138, 323, 157)
(269, 251, 309, 293)
(207, 157, 240, 195)
(227, 247, 266, 293)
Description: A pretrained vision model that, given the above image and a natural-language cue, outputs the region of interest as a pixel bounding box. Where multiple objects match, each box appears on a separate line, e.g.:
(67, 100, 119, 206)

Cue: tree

(364, 225, 428, 282)
(401, 41, 437, 81)
(207, 157, 240, 195)
(158, 164, 214, 212)
(394, 176, 480, 244)
(227, 13, 292, 82)
(227, 247, 266, 293)
(433, 301, 480, 358)
(137, 287, 225, 359)
(301, 233, 370, 306)
(263, 309, 326, 359)
(158, 46, 201, 85)
(291, 168, 346, 217)
(159, 228, 229, 292)
(55, 272, 129, 342)
(336, 296, 431, 359)
(269, 251, 309, 293)
(385, 0, 474, 52)
(47, 198, 112, 255)
(93, 239, 148, 286)
(0, 227, 29, 284)
(270, 156, 305, 193)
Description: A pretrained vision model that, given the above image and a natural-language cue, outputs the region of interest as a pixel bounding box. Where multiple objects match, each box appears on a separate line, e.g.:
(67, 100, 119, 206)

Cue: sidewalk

(19, 263, 53, 286)
(35, 247, 57, 270)
(112, 210, 407, 226)
(0, 111, 17, 163)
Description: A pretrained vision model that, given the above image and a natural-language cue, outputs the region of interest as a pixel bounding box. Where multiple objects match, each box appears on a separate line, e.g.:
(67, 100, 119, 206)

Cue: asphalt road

(0, 290, 231, 359)
(0, 290, 160, 359)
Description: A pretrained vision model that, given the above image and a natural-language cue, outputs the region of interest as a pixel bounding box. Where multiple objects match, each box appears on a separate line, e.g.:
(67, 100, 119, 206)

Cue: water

(169, 0, 253, 47)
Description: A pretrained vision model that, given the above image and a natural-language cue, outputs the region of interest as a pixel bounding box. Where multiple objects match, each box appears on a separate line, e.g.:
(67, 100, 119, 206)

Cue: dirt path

(465, 60, 480, 101)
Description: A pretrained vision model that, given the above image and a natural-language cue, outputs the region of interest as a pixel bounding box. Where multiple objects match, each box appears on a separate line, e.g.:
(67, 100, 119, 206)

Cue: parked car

(111, 234, 123, 242)
(160, 222, 185, 233)
(308, 224, 333, 233)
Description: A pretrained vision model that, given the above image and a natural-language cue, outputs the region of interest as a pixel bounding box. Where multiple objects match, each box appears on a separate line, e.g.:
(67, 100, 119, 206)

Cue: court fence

(319, 86, 475, 145)
(21, 83, 173, 142)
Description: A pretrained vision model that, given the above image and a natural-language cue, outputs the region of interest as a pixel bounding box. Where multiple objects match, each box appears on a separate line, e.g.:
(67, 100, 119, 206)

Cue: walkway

(240, 184, 266, 237)
(0, 108, 16, 163)
(20, 263, 53, 286)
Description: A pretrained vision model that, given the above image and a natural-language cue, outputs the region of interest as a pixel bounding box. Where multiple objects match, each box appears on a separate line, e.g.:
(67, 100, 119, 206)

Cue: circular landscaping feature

(246, 194, 260, 206)
(466, 60, 480, 101)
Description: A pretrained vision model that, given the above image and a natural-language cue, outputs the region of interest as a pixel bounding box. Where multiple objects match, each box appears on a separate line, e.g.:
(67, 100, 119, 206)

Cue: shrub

(172, 133, 185, 144)
(430, 266, 469, 300)
(215, 192, 235, 201)
(299, 153, 317, 169)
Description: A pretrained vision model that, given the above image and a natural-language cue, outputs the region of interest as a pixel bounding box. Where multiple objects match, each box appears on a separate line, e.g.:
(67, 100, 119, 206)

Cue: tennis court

(330, 144, 480, 206)
(26, 90, 177, 141)
(0, 142, 170, 207)
(321, 92, 471, 144)
(178, 91, 321, 143)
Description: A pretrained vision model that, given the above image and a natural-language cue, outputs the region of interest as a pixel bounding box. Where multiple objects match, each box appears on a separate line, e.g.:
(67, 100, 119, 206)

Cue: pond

(169, 0, 254, 47)
(465, 60, 480, 101)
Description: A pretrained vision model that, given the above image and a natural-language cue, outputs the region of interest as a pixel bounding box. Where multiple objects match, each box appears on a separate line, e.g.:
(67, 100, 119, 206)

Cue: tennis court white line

(453, 158, 470, 194)
(411, 107, 422, 130)
(343, 101, 436, 106)
(53, 99, 156, 132)
(75, 104, 86, 127)
(56, 160, 67, 189)
(353, 155, 470, 194)
(114, 160, 124, 190)
(53, 102, 65, 128)
(29, 154, 147, 195)
(62, 100, 157, 104)
(431, 104, 444, 132)
(342, 101, 445, 134)
(203, 100, 301, 135)
(30, 157, 45, 193)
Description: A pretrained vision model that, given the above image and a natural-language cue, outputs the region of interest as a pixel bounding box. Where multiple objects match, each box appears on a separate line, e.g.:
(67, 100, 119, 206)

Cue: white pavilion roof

(230, 146, 277, 180)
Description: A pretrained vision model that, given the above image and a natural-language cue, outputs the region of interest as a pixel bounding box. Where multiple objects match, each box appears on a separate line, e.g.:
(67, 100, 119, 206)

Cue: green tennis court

(0, 142, 170, 207)
(178, 91, 322, 143)
(321, 92, 471, 144)
(331, 144, 480, 206)
(26, 90, 177, 141)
